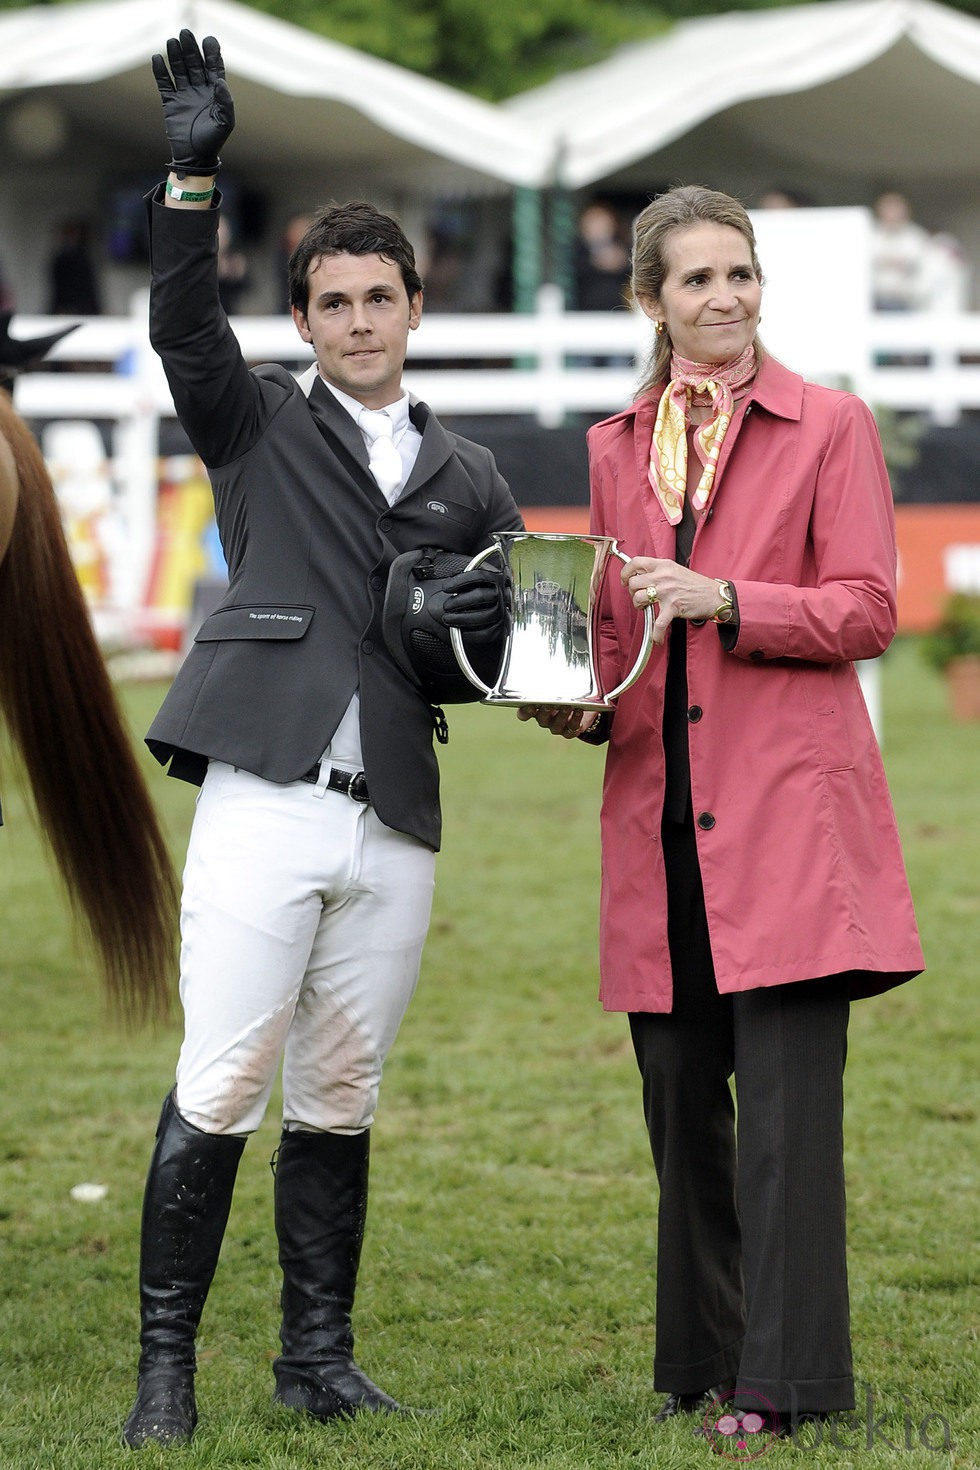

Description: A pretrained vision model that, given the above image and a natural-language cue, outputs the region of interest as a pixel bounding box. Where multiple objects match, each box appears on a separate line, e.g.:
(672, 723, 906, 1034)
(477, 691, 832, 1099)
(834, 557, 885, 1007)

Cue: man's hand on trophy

(152, 30, 235, 177)
(440, 566, 510, 644)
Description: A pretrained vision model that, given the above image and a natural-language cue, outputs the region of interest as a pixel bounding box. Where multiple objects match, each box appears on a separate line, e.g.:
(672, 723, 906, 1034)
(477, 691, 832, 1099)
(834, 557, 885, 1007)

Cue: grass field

(0, 637, 976, 1468)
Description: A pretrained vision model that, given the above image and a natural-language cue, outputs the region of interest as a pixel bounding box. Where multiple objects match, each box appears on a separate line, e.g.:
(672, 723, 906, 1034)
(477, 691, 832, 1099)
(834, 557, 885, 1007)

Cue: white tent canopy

(506, 0, 980, 216)
(0, 0, 549, 191)
(0, 0, 976, 312)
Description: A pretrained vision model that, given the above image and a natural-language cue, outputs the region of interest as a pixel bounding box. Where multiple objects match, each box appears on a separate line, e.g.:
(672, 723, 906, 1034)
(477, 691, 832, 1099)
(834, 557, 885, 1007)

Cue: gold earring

(655, 321, 666, 336)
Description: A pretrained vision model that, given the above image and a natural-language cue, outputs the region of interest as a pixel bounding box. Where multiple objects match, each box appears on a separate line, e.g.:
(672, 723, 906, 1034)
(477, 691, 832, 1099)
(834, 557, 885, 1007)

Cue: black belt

(300, 764, 370, 802)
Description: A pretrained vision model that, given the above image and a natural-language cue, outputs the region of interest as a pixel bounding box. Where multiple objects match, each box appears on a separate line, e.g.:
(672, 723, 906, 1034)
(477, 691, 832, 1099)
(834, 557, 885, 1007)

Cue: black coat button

(687, 705, 703, 722)
(750, 649, 765, 661)
(379, 517, 392, 532)
(362, 639, 374, 655)
(697, 812, 716, 830)
(369, 575, 383, 591)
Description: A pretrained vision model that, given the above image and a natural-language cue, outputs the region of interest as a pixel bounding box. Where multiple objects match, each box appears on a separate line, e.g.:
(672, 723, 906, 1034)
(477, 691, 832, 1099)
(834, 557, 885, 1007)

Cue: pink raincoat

(588, 354, 924, 1012)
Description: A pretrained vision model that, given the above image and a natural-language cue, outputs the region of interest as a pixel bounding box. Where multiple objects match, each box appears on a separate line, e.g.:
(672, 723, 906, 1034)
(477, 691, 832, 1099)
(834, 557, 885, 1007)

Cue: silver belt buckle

(347, 771, 369, 802)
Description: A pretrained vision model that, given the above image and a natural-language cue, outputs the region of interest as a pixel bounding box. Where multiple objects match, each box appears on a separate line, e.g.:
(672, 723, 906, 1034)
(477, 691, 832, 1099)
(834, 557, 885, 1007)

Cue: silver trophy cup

(450, 531, 654, 709)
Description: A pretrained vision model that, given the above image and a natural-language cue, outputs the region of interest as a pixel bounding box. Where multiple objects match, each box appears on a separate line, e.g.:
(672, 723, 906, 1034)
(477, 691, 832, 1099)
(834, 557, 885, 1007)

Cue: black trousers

(628, 817, 854, 1416)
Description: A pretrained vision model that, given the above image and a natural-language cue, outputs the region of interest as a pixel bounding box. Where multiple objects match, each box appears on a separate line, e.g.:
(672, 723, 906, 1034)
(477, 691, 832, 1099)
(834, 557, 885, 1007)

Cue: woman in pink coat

(523, 185, 923, 1439)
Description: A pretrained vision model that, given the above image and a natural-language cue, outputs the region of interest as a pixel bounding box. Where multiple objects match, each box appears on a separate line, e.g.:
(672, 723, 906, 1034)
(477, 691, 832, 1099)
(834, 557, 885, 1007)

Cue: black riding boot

(122, 1092, 246, 1449)
(272, 1128, 404, 1418)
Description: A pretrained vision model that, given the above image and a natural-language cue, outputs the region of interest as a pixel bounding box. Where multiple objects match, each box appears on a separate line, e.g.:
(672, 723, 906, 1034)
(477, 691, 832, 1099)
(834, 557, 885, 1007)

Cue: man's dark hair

(288, 200, 423, 312)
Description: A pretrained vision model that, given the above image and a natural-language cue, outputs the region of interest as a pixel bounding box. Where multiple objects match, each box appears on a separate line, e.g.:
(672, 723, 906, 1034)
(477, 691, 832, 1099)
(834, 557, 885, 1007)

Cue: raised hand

(151, 30, 234, 177)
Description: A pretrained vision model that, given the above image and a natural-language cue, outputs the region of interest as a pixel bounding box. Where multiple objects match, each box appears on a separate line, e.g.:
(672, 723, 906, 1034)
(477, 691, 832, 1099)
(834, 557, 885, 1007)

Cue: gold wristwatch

(712, 580, 736, 624)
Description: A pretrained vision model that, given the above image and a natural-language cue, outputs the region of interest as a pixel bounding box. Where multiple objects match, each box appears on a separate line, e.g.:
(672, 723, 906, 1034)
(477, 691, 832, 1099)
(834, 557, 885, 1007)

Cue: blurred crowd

(562, 187, 971, 319)
(0, 188, 971, 324)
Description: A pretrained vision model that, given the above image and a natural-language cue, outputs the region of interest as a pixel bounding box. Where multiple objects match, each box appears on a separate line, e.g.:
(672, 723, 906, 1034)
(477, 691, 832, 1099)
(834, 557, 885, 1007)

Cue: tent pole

(547, 185, 575, 307)
(511, 186, 542, 313)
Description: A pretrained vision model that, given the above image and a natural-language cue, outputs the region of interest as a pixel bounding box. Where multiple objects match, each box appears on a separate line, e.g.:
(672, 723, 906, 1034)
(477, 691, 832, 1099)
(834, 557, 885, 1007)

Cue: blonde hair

(631, 184, 764, 394)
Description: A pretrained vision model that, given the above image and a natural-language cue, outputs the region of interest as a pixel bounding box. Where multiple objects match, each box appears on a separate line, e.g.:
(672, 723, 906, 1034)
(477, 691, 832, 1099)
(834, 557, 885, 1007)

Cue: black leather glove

(151, 30, 234, 177)
(440, 566, 510, 644)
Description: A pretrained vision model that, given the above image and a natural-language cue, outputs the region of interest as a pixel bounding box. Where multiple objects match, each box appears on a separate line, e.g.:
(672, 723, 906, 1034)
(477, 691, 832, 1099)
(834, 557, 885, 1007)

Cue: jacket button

(697, 812, 716, 830)
(750, 649, 765, 661)
(687, 705, 703, 722)
(362, 639, 374, 655)
(369, 574, 383, 590)
(379, 517, 392, 532)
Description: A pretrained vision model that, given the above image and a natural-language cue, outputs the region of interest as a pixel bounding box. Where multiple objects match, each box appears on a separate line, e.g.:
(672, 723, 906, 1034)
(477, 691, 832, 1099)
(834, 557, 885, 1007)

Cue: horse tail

(0, 392, 178, 1023)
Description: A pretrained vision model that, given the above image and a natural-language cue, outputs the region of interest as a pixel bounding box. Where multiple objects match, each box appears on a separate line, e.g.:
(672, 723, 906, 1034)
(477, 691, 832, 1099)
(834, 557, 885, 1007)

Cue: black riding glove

(440, 566, 511, 644)
(151, 30, 235, 177)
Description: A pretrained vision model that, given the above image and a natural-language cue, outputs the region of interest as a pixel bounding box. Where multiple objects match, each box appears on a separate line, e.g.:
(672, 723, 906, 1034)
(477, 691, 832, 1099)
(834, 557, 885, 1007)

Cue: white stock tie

(359, 408, 403, 504)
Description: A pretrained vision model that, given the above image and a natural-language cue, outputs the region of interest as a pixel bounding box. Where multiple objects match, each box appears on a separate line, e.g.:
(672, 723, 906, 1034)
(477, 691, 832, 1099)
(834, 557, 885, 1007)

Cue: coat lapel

(307, 373, 365, 463)
(709, 356, 803, 488)
(401, 400, 455, 497)
(306, 382, 454, 508)
(306, 375, 388, 507)
(711, 394, 754, 489)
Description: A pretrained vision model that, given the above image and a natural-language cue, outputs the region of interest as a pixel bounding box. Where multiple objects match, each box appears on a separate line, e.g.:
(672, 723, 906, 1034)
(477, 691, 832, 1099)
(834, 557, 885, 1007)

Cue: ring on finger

(645, 585, 658, 606)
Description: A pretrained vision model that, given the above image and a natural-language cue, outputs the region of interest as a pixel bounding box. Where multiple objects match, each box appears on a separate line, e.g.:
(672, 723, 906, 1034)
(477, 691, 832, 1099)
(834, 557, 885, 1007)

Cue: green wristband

(165, 180, 215, 203)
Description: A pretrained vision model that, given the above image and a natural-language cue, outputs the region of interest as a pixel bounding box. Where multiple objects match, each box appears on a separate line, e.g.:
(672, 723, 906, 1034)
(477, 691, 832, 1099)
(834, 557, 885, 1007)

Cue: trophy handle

(604, 545, 655, 702)
(448, 544, 501, 696)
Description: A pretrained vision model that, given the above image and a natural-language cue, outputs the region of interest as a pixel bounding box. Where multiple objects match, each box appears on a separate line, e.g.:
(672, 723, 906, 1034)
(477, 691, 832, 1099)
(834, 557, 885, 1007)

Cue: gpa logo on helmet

(411, 587, 425, 615)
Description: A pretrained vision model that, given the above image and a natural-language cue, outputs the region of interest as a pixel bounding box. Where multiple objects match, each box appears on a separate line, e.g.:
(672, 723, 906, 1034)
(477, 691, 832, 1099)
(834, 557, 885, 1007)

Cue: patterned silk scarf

(647, 344, 757, 525)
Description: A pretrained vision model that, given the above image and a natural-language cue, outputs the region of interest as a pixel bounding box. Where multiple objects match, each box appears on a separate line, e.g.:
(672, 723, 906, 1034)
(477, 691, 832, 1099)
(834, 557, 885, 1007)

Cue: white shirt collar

(299, 365, 411, 438)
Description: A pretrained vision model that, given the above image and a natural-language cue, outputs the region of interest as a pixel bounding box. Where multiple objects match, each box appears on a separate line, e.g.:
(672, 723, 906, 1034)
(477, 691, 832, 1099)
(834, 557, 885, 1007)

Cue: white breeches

(173, 761, 435, 1137)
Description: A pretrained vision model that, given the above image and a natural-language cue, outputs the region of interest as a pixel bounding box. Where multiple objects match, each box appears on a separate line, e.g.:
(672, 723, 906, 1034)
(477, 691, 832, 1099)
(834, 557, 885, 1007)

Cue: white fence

(13, 290, 980, 430)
